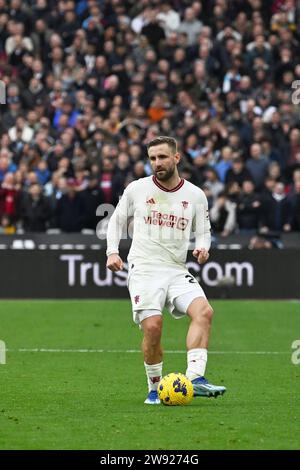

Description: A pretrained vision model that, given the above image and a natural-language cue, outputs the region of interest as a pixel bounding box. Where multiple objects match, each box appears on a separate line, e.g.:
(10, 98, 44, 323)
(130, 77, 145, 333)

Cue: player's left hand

(193, 248, 209, 264)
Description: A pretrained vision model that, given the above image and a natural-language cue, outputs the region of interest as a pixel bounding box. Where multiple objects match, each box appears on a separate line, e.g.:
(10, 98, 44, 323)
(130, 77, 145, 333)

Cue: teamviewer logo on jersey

(134, 295, 140, 304)
(181, 201, 189, 209)
(146, 198, 156, 204)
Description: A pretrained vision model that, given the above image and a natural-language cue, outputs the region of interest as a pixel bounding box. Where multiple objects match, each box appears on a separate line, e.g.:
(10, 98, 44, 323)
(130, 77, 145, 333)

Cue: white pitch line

(6, 348, 290, 355)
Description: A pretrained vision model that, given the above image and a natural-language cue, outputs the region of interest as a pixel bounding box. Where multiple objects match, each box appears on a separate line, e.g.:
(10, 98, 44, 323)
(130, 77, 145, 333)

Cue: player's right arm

(106, 253, 124, 272)
(106, 183, 134, 272)
(192, 189, 211, 264)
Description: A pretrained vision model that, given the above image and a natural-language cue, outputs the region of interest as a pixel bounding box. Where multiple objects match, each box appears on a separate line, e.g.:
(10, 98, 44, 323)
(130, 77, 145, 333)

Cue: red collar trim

(152, 175, 184, 192)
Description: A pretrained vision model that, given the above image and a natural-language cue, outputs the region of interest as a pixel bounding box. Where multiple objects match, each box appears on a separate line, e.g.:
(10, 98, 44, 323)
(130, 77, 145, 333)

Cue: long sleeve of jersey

(106, 184, 134, 256)
(192, 191, 211, 251)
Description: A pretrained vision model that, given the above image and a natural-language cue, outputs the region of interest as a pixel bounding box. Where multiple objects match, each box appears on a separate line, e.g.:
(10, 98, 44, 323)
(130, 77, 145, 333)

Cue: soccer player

(106, 136, 226, 404)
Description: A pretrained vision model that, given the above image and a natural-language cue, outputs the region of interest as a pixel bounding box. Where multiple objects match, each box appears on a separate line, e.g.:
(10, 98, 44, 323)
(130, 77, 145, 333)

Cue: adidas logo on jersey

(146, 198, 156, 204)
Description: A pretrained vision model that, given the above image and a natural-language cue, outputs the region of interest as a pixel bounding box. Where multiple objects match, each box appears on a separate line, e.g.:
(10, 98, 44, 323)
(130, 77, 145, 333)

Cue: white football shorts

(127, 262, 206, 325)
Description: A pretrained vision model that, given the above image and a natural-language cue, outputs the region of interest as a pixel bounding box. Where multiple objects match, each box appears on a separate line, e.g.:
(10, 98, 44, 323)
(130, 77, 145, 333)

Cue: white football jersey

(106, 175, 211, 267)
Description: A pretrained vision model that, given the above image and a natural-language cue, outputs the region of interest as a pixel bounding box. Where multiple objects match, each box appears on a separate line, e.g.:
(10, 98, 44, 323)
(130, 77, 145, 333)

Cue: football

(157, 373, 194, 406)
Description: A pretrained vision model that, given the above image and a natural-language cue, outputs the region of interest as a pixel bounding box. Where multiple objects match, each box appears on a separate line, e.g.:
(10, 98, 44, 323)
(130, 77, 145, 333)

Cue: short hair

(147, 136, 177, 154)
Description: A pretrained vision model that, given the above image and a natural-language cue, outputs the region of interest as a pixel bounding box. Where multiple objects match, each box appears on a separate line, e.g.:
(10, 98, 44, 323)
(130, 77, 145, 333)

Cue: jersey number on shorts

(185, 274, 197, 284)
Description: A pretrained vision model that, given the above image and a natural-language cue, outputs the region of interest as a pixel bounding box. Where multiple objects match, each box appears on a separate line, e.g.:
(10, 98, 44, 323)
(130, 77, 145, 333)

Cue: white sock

(144, 362, 163, 392)
(186, 348, 207, 381)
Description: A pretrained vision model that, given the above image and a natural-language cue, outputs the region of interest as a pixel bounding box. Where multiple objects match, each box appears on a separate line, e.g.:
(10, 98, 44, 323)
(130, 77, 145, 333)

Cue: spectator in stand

(267, 161, 283, 183)
(286, 149, 300, 181)
(210, 192, 236, 237)
(35, 160, 50, 186)
(178, 7, 203, 46)
(0, 150, 17, 183)
(156, 2, 181, 37)
(55, 179, 85, 232)
(215, 146, 233, 183)
(260, 138, 284, 170)
(81, 176, 105, 230)
(141, 9, 166, 54)
(131, 161, 147, 180)
(203, 168, 224, 203)
(225, 157, 252, 187)
(99, 157, 124, 206)
(237, 180, 262, 232)
(44, 173, 67, 209)
(261, 182, 292, 233)
(20, 182, 52, 232)
(0, 172, 20, 223)
(246, 143, 269, 189)
(289, 181, 300, 231)
(288, 128, 300, 166)
(8, 116, 34, 143)
(226, 181, 241, 205)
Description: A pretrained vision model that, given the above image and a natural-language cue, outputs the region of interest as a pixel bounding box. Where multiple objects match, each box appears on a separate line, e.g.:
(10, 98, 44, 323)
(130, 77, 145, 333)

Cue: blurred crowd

(0, 0, 300, 236)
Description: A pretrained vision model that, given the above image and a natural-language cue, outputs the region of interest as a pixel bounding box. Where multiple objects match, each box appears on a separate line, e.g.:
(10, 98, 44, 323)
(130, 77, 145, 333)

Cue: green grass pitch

(0, 299, 299, 450)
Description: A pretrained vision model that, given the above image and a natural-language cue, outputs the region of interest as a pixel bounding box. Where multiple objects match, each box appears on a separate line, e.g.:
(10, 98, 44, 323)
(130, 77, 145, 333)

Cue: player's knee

(194, 303, 213, 323)
(202, 304, 214, 321)
(188, 300, 213, 323)
(145, 323, 162, 341)
(142, 317, 162, 341)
